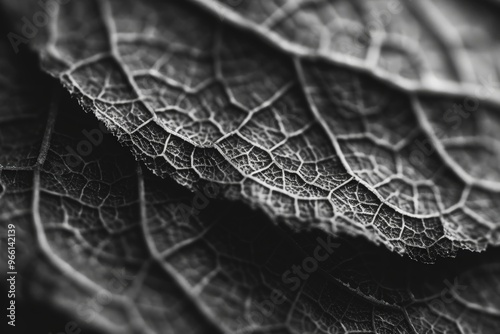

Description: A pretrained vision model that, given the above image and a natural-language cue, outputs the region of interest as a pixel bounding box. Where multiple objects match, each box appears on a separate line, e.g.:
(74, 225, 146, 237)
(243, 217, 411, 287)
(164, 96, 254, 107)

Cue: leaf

(1, 23, 500, 334)
(5, 0, 500, 261)
(1, 50, 500, 334)
(200, 0, 500, 91)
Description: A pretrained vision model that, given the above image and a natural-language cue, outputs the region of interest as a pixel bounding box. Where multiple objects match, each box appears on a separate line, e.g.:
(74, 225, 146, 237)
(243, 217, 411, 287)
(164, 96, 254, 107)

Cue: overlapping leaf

(5, 0, 500, 261)
(1, 40, 500, 334)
